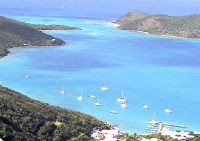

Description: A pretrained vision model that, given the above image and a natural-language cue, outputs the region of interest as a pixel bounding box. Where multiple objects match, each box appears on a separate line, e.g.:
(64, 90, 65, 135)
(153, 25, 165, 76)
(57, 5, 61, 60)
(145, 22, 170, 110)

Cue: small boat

(60, 89, 65, 94)
(94, 102, 101, 106)
(89, 95, 96, 98)
(94, 96, 101, 106)
(100, 87, 109, 91)
(116, 89, 126, 103)
(62, 4, 67, 8)
(164, 108, 173, 113)
(110, 102, 118, 114)
(77, 90, 83, 101)
(143, 100, 149, 109)
(164, 101, 173, 113)
(110, 110, 118, 114)
(121, 103, 128, 108)
(143, 105, 149, 109)
(25, 74, 30, 78)
(60, 84, 65, 94)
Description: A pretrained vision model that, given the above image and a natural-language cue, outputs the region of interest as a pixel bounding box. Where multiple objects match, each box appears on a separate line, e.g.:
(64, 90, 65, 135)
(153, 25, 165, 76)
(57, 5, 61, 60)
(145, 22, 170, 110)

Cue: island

(0, 16, 80, 57)
(115, 11, 200, 39)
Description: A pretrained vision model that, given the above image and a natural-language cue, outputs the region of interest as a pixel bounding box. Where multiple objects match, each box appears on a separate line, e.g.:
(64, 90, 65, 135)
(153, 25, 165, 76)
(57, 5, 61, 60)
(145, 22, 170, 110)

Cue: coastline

(1, 20, 200, 137)
(135, 30, 200, 41)
(0, 42, 67, 59)
(40, 29, 81, 32)
(107, 22, 120, 27)
(108, 22, 200, 41)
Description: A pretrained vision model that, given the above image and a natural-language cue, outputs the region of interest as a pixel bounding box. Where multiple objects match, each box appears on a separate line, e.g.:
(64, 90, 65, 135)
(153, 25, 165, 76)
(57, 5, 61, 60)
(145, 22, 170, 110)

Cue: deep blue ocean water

(1, 1, 200, 134)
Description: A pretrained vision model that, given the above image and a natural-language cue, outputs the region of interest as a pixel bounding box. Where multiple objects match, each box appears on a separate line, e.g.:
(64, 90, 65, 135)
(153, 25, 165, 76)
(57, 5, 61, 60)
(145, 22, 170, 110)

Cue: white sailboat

(60, 84, 65, 94)
(116, 89, 126, 103)
(89, 95, 96, 99)
(94, 96, 101, 106)
(143, 100, 149, 109)
(164, 101, 173, 113)
(100, 87, 109, 91)
(77, 90, 83, 101)
(62, 4, 67, 9)
(121, 103, 128, 108)
(110, 102, 118, 114)
(110, 110, 118, 114)
(25, 74, 30, 78)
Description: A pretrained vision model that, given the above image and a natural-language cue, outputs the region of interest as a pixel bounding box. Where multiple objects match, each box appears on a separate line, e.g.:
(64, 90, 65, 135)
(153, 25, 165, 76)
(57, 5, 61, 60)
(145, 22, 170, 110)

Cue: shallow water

(1, 15, 200, 134)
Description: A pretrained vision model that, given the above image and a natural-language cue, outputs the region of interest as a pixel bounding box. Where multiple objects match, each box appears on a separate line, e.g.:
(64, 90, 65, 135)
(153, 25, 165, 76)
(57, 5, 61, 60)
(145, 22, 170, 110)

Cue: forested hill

(116, 11, 200, 39)
(0, 16, 79, 57)
(0, 85, 107, 141)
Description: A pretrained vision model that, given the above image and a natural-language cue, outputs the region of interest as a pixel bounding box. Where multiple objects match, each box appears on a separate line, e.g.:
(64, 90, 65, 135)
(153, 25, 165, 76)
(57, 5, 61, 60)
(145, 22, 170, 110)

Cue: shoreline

(107, 22, 120, 27)
(108, 22, 200, 41)
(0, 42, 67, 59)
(1, 20, 200, 137)
(136, 30, 200, 41)
(40, 29, 80, 32)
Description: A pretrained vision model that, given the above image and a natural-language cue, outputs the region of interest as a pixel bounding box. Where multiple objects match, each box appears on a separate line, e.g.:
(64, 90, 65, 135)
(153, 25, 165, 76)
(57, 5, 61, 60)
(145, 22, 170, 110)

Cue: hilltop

(115, 11, 200, 39)
(0, 16, 80, 57)
(0, 85, 107, 141)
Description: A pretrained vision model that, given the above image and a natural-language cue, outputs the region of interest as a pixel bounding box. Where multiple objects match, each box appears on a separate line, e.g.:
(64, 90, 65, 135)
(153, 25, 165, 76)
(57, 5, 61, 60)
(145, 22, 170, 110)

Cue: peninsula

(0, 16, 80, 57)
(115, 11, 200, 39)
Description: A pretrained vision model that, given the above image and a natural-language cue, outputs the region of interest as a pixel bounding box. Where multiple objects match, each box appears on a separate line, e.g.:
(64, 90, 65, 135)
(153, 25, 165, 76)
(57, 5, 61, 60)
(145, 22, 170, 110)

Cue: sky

(0, 0, 200, 20)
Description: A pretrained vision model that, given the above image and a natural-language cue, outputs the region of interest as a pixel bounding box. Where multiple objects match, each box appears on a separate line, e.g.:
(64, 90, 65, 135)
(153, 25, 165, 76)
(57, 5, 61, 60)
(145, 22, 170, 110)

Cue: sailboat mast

(121, 88, 124, 98)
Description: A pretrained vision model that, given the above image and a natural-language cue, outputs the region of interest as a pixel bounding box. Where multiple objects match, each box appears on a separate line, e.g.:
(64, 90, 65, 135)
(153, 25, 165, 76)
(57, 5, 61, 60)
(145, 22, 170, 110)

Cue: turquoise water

(1, 16, 200, 134)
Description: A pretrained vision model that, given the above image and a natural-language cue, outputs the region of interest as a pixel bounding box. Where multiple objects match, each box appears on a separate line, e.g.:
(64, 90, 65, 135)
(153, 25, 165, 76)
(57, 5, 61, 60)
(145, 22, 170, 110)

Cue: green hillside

(116, 11, 200, 39)
(0, 16, 79, 57)
(0, 85, 107, 141)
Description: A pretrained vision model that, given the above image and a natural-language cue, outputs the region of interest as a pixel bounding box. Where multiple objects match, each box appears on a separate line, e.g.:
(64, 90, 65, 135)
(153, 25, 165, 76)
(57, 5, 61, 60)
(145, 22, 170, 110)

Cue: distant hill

(0, 16, 79, 57)
(0, 85, 107, 141)
(27, 23, 81, 31)
(115, 11, 200, 39)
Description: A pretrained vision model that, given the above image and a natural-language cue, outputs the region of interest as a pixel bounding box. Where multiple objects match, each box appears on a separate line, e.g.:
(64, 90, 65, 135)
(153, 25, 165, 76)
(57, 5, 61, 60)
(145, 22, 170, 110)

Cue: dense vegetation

(118, 133, 177, 141)
(116, 11, 200, 39)
(0, 85, 107, 141)
(0, 16, 80, 57)
(28, 24, 81, 31)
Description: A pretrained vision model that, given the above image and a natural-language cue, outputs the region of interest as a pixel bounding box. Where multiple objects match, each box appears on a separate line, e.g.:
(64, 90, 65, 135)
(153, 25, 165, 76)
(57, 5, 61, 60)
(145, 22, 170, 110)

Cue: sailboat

(110, 102, 118, 114)
(60, 84, 65, 94)
(143, 100, 149, 109)
(100, 87, 109, 91)
(164, 101, 173, 113)
(121, 102, 128, 108)
(110, 110, 118, 114)
(62, 4, 67, 9)
(89, 93, 96, 99)
(77, 90, 83, 101)
(116, 89, 126, 103)
(94, 96, 101, 106)
(25, 74, 30, 78)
